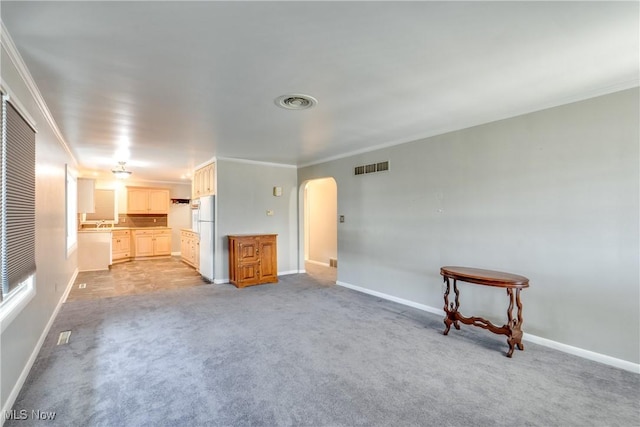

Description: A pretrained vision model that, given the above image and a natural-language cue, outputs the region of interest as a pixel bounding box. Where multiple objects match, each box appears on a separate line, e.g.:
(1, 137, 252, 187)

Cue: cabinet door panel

(259, 239, 277, 282)
(135, 234, 154, 256)
(149, 189, 169, 214)
(237, 263, 260, 285)
(127, 189, 149, 213)
(238, 241, 259, 262)
(153, 234, 172, 255)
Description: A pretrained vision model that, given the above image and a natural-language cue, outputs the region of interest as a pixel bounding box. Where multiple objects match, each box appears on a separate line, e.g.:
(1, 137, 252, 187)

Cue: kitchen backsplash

(79, 214, 168, 229)
(118, 214, 168, 227)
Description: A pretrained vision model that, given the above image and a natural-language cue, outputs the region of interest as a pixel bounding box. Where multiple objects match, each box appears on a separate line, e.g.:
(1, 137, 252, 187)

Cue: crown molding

(194, 156, 217, 171)
(298, 82, 639, 169)
(1, 79, 37, 132)
(0, 21, 78, 166)
(217, 156, 297, 169)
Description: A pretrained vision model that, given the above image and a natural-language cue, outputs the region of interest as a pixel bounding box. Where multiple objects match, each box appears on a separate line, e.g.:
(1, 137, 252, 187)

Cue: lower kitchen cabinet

(180, 229, 199, 268)
(111, 230, 131, 262)
(228, 234, 277, 288)
(133, 229, 172, 258)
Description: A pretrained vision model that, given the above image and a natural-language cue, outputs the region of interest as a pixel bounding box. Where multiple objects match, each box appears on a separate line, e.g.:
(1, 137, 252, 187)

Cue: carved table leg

(505, 288, 525, 357)
(515, 288, 525, 351)
(443, 276, 453, 335)
(452, 280, 461, 330)
(443, 277, 461, 335)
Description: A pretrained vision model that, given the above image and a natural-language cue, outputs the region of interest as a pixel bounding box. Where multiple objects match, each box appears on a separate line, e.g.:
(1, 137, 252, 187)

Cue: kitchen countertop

(79, 226, 171, 232)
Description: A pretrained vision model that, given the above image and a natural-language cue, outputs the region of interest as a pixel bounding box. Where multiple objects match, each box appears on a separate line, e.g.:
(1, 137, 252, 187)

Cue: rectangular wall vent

(354, 161, 390, 176)
(376, 161, 389, 172)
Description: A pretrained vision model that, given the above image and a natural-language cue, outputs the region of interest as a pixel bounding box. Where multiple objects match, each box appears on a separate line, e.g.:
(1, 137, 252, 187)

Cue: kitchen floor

(67, 257, 338, 302)
(67, 256, 208, 301)
(304, 261, 337, 284)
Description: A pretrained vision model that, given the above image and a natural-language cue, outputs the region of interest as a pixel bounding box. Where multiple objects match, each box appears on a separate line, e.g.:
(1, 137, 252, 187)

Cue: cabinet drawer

(134, 230, 154, 235)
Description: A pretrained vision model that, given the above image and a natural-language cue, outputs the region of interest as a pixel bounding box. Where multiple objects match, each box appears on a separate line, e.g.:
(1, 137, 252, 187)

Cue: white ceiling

(1, 1, 638, 183)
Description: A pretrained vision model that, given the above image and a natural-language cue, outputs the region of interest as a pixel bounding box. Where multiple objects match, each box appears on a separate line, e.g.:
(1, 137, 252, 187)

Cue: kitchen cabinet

(111, 229, 131, 262)
(133, 229, 172, 258)
(180, 229, 199, 268)
(228, 234, 277, 288)
(127, 187, 170, 214)
(192, 162, 215, 199)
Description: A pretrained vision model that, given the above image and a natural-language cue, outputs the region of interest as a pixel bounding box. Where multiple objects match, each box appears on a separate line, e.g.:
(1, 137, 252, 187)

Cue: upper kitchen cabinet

(127, 187, 170, 214)
(192, 162, 215, 199)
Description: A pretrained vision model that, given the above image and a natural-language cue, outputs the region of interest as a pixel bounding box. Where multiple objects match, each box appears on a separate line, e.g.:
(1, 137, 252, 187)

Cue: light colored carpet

(6, 272, 639, 426)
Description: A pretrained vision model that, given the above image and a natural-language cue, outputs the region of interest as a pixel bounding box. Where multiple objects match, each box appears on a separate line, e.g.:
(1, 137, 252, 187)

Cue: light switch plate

(266, 210, 274, 216)
(273, 186, 282, 197)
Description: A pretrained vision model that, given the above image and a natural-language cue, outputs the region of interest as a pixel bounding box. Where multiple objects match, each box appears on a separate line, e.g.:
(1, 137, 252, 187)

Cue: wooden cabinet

(228, 234, 277, 288)
(192, 162, 215, 199)
(127, 187, 170, 214)
(180, 230, 199, 268)
(111, 230, 131, 262)
(133, 229, 172, 258)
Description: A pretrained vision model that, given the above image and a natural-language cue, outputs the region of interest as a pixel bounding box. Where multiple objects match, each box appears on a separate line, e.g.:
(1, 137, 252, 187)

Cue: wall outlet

(153, 218, 157, 223)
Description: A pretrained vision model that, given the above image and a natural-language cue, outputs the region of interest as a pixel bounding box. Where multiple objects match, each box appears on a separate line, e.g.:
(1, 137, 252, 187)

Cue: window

(0, 93, 36, 310)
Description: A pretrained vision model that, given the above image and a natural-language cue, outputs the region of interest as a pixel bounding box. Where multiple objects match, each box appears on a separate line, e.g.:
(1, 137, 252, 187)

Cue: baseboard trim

(278, 270, 299, 276)
(1, 268, 78, 426)
(62, 268, 78, 303)
(171, 251, 181, 256)
(306, 260, 330, 268)
(335, 280, 639, 374)
(336, 281, 444, 317)
(522, 332, 639, 373)
(212, 270, 301, 286)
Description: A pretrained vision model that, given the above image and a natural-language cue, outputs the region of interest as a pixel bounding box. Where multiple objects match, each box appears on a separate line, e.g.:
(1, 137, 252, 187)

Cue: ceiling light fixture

(112, 161, 132, 179)
(274, 94, 318, 110)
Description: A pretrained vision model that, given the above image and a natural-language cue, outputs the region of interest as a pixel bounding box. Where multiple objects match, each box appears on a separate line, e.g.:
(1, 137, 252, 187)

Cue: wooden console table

(440, 266, 530, 357)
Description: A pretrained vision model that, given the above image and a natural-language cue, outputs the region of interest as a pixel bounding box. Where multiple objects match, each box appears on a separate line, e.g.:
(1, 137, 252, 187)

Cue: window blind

(1, 98, 36, 301)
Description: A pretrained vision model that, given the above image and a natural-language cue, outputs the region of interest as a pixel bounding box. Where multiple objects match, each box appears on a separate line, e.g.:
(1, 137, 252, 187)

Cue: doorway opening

(301, 177, 337, 284)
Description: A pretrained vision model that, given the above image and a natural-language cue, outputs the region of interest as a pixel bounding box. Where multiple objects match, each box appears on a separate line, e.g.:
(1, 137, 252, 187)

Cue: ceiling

(1, 1, 638, 183)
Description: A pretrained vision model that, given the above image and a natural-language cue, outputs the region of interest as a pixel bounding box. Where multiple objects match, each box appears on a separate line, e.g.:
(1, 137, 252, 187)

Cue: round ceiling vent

(274, 94, 318, 110)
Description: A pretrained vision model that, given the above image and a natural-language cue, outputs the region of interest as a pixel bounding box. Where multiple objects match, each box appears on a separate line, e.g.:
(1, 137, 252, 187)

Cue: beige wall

(216, 159, 298, 282)
(306, 178, 337, 265)
(1, 41, 78, 414)
(298, 88, 640, 365)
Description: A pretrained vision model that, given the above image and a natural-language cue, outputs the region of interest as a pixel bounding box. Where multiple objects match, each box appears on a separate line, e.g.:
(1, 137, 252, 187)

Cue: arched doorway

(301, 177, 337, 284)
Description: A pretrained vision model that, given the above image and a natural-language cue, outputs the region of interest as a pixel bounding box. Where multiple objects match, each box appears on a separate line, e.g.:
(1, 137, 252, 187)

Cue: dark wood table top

(440, 266, 529, 289)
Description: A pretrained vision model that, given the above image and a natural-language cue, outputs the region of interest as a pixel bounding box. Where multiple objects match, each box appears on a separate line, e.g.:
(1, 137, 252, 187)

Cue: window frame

(0, 90, 38, 330)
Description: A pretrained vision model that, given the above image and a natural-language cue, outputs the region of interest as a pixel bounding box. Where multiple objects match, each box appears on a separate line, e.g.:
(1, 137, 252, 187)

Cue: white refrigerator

(197, 195, 215, 282)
